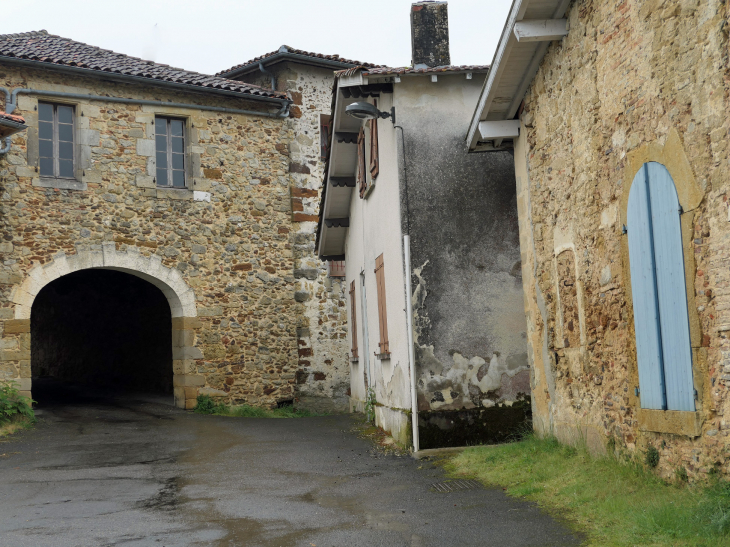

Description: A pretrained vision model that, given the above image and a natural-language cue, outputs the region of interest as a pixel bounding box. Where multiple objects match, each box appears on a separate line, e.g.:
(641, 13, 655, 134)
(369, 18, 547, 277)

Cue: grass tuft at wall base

(444, 434, 730, 547)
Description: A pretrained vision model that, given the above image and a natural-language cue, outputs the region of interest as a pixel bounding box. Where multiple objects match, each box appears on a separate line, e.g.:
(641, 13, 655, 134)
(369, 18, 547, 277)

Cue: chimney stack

(410, 1, 450, 68)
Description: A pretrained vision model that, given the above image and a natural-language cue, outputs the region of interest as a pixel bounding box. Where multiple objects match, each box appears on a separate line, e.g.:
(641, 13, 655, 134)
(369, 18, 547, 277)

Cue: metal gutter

(0, 55, 290, 107)
(6, 88, 290, 119)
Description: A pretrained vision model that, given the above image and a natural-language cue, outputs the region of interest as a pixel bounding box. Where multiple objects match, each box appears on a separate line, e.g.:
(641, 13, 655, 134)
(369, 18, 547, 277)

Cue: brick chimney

(410, 1, 451, 68)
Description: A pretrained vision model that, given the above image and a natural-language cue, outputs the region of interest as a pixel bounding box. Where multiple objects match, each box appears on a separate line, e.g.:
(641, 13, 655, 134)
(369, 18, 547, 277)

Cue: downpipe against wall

(395, 123, 420, 453)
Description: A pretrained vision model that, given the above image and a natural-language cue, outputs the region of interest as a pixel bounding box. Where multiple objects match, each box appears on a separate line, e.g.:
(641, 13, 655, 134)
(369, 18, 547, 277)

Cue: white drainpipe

(404, 234, 420, 452)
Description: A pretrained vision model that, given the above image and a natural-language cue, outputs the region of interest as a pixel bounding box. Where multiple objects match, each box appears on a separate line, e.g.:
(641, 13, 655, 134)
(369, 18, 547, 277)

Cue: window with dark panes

(155, 117, 186, 188)
(38, 102, 75, 179)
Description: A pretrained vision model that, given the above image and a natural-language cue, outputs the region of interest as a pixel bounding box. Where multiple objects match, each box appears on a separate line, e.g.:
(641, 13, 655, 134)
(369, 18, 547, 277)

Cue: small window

(155, 117, 186, 188)
(320, 114, 331, 160)
(38, 102, 75, 179)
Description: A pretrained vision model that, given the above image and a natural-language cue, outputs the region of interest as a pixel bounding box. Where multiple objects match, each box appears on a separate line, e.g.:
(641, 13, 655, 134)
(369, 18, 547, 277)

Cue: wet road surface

(0, 384, 582, 546)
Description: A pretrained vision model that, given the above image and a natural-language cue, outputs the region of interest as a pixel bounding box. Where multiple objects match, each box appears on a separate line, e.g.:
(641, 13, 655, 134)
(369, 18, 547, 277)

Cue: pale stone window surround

(6, 243, 203, 409)
(137, 108, 209, 201)
(620, 129, 705, 437)
(25, 96, 98, 191)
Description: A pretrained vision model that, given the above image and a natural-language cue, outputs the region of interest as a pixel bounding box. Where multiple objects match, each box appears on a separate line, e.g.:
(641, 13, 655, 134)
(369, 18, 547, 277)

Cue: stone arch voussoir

(9, 242, 203, 409)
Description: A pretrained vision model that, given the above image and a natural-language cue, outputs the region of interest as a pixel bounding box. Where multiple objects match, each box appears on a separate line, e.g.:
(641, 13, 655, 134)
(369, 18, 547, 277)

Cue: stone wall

(516, 0, 730, 478)
(0, 64, 300, 409)
(237, 62, 350, 413)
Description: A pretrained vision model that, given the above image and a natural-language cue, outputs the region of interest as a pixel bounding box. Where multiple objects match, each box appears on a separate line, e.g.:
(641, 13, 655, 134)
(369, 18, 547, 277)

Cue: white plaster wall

(345, 89, 411, 416)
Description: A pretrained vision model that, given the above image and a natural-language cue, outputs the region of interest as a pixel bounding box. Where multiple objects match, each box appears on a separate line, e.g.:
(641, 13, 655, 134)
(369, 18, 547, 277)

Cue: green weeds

(0, 381, 35, 438)
(193, 395, 324, 418)
(445, 433, 730, 546)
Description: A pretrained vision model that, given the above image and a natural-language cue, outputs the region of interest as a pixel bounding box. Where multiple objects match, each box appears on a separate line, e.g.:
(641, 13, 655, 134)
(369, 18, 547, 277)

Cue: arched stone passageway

(32, 269, 174, 398)
(5, 244, 203, 408)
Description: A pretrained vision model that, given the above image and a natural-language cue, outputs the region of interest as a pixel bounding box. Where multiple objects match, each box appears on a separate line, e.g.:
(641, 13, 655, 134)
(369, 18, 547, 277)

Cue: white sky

(2, 0, 511, 76)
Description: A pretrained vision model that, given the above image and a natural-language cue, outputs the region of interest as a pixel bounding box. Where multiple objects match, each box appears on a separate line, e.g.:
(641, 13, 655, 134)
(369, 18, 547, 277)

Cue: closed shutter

(349, 280, 358, 359)
(627, 161, 694, 411)
(369, 117, 379, 179)
(374, 254, 390, 354)
(357, 127, 367, 198)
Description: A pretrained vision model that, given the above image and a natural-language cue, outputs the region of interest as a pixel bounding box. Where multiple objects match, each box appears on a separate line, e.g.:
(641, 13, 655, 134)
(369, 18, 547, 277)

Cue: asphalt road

(0, 383, 582, 546)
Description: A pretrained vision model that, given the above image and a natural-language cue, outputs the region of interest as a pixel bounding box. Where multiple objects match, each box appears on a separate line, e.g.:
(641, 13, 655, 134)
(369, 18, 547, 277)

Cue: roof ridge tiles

(216, 45, 381, 77)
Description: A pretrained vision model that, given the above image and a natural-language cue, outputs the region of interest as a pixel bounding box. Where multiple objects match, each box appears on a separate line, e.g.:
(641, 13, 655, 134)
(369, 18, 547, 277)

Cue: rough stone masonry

(0, 62, 302, 410)
(516, 0, 730, 479)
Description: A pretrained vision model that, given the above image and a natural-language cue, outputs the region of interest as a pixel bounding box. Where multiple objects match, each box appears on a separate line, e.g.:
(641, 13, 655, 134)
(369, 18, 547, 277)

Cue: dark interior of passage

(31, 269, 173, 398)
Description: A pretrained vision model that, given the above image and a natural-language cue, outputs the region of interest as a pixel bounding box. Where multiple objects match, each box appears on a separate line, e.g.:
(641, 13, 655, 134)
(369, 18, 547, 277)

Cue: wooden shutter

(627, 162, 694, 411)
(357, 127, 367, 198)
(349, 280, 358, 359)
(374, 254, 390, 354)
(369, 117, 379, 179)
(646, 162, 694, 411)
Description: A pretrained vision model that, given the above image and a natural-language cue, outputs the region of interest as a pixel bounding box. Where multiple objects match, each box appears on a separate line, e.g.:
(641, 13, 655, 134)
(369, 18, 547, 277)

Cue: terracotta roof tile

(217, 45, 380, 77)
(0, 111, 26, 125)
(0, 30, 286, 100)
(364, 64, 490, 75)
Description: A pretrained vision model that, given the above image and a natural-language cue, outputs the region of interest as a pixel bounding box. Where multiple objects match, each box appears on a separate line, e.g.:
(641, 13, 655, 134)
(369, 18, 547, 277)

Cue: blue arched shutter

(627, 162, 694, 411)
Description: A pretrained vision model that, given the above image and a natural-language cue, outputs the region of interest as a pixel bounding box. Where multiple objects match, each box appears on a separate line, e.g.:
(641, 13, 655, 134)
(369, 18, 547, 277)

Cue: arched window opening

(627, 161, 694, 411)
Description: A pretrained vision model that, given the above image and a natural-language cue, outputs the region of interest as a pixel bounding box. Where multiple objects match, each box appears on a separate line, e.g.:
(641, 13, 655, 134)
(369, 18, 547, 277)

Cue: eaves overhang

(0, 112, 27, 138)
(466, 0, 571, 151)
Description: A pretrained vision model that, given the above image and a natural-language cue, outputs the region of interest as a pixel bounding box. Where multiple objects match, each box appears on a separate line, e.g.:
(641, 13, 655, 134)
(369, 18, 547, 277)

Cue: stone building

(317, 1, 528, 448)
(0, 30, 302, 410)
(467, 0, 730, 478)
(217, 47, 379, 412)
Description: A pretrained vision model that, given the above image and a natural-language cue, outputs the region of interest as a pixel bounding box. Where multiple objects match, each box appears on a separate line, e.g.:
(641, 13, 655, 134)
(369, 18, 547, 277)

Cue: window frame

(38, 102, 76, 180)
(349, 280, 359, 360)
(155, 116, 188, 189)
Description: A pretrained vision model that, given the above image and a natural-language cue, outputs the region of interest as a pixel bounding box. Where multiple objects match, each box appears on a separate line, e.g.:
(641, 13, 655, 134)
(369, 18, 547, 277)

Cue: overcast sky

(2, 0, 511, 76)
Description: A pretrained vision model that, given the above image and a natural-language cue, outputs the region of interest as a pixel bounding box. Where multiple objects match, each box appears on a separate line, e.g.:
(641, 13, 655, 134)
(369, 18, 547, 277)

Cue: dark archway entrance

(31, 269, 173, 403)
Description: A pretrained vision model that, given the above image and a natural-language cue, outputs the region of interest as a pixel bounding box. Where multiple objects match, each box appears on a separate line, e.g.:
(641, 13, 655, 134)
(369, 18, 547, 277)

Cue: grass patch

(444, 434, 730, 547)
(193, 395, 324, 418)
(0, 415, 34, 438)
(0, 382, 35, 438)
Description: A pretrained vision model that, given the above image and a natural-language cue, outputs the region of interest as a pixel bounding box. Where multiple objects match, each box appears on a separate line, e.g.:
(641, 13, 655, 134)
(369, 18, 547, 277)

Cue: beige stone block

(81, 170, 102, 183)
(184, 387, 198, 399)
(79, 103, 100, 118)
(19, 391, 32, 399)
(174, 387, 186, 408)
(3, 319, 29, 334)
(171, 329, 195, 348)
(173, 359, 196, 375)
(135, 175, 155, 188)
(19, 361, 30, 378)
(156, 188, 193, 201)
(15, 166, 35, 178)
(17, 95, 36, 112)
(172, 345, 203, 360)
(0, 309, 13, 320)
(0, 338, 18, 351)
(173, 374, 205, 387)
(172, 316, 203, 330)
(638, 409, 702, 437)
(193, 178, 212, 191)
(185, 399, 198, 410)
(0, 350, 30, 361)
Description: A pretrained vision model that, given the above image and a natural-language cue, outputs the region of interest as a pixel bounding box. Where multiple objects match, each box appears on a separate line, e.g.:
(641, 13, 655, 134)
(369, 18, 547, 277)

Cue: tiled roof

(0, 111, 26, 125)
(0, 30, 286, 100)
(217, 45, 380, 77)
(364, 65, 490, 75)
